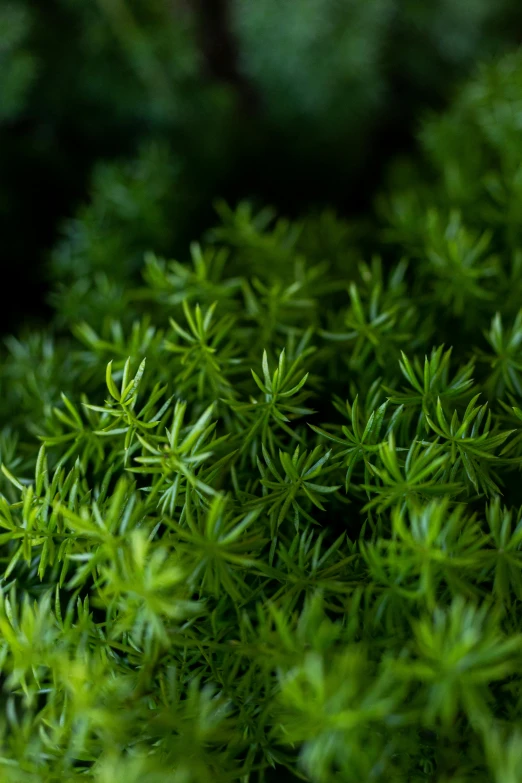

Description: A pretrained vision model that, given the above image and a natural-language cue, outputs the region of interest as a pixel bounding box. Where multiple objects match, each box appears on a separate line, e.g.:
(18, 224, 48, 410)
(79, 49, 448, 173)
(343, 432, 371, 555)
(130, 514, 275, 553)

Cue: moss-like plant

(3, 49, 522, 783)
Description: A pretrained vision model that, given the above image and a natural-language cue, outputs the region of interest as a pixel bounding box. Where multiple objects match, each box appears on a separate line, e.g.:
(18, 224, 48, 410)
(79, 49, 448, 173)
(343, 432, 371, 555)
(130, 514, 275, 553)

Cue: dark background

(1, 0, 520, 333)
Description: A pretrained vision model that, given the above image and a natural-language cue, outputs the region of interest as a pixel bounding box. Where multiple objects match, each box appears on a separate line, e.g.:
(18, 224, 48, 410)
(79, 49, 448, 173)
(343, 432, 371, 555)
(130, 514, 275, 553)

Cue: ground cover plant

(3, 46, 522, 783)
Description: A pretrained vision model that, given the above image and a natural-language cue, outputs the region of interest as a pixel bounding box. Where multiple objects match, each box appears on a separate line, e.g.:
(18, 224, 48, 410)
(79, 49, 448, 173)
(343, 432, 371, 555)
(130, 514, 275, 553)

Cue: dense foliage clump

(4, 47, 522, 783)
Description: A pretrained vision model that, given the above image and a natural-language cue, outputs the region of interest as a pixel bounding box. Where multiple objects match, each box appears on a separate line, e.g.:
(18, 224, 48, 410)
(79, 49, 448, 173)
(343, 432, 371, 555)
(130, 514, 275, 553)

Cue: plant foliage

(4, 45, 522, 783)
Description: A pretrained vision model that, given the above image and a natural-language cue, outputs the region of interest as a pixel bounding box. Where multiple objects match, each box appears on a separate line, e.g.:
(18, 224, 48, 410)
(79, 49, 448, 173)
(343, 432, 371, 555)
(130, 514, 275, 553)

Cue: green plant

(4, 46, 522, 783)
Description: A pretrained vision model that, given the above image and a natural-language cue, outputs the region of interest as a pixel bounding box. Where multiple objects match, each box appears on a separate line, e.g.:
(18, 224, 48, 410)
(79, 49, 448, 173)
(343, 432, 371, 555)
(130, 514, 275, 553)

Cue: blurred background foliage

(1, 0, 521, 331)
